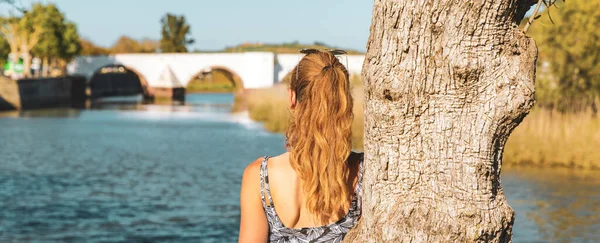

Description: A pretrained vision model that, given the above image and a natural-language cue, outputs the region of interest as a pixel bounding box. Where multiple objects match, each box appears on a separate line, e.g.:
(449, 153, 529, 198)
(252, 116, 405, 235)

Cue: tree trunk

(346, 1, 537, 242)
(21, 47, 31, 78)
(42, 57, 49, 77)
(9, 51, 18, 64)
(58, 59, 68, 76)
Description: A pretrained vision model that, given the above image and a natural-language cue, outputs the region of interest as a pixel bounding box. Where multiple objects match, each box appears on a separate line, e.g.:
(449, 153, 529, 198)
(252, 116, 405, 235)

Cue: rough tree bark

(346, 1, 537, 242)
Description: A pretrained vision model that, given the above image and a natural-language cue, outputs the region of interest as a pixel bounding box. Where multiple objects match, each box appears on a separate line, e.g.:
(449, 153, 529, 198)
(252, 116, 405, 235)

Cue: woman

(239, 49, 364, 242)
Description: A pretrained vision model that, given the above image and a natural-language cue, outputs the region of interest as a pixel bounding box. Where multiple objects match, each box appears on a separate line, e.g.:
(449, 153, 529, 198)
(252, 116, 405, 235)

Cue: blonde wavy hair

(286, 50, 354, 224)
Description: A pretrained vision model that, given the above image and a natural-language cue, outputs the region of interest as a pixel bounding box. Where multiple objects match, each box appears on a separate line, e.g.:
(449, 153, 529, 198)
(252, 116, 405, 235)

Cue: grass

(245, 81, 364, 150)
(246, 85, 291, 133)
(504, 109, 600, 170)
(244, 80, 600, 170)
(186, 71, 236, 93)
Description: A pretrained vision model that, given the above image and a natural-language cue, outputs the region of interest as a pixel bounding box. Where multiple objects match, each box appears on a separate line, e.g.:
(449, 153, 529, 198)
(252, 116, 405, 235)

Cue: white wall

(68, 52, 276, 89)
(68, 52, 363, 89)
(274, 54, 364, 83)
(274, 54, 302, 83)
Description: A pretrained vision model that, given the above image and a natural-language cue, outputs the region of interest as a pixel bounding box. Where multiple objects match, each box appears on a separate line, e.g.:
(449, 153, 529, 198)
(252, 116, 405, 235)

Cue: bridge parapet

(68, 52, 364, 90)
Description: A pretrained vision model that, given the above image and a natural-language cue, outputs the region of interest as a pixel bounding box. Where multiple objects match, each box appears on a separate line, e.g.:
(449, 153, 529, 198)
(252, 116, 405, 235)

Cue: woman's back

(260, 152, 363, 242)
(238, 49, 361, 242)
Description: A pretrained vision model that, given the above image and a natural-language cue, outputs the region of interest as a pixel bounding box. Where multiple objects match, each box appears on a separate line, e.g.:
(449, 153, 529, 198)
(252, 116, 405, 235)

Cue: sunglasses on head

(300, 49, 347, 56)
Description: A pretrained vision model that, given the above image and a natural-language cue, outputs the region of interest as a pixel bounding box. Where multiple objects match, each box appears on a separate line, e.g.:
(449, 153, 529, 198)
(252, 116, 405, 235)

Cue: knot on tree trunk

(346, 0, 538, 242)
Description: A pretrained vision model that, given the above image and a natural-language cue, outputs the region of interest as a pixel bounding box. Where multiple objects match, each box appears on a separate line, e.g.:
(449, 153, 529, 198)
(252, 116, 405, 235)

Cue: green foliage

(111, 36, 138, 53)
(30, 3, 63, 59)
(80, 39, 110, 55)
(110, 36, 158, 53)
(111, 36, 157, 53)
(138, 38, 159, 53)
(160, 13, 194, 53)
(0, 35, 9, 66)
(529, 0, 600, 112)
(80, 37, 158, 55)
(60, 22, 81, 61)
(28, 3, 81, 62)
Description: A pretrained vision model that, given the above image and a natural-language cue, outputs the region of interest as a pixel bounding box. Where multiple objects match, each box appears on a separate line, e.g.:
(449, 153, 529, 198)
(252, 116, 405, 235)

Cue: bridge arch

(186, 66, 244, 93)
(88, 64, 150, 99)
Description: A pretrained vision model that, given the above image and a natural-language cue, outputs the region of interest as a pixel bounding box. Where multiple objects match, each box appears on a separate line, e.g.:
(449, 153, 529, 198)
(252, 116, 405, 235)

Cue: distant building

(3, 55, 24, 79)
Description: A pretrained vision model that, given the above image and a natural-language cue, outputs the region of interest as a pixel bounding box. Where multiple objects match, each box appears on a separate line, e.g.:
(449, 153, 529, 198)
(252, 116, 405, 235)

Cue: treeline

(219, 41, 364, 54)
(80, 37, 159, 55)
(0, 3, 81, 76)
(527, 0, 600, 113)
(0, 1, 194, 77)
(81, 13, 194, 55)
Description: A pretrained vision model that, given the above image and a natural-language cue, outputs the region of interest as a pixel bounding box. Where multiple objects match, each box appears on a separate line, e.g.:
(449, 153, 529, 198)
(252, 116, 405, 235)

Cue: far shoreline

(185, 90, 234, 94)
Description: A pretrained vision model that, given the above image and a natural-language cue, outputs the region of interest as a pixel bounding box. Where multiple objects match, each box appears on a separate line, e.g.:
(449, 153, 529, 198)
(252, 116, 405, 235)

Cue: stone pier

(0, 76, 86, 111)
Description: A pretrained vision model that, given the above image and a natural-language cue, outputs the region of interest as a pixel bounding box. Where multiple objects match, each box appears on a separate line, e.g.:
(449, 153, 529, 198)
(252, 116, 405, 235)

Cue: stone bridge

(67, 52, 365, 99)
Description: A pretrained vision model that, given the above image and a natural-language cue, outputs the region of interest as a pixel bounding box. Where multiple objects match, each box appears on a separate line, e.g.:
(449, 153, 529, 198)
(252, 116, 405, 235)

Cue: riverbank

(185, 85, 234, 93)
(2, 94, 596, 242)
(186, 90, 233, 94)
(0, 76, 86, 111)
(503, 109, 600, 170)
(186, 71, 235, 93)
(246, 84, 364, 149)
(246, 86, 600, 170)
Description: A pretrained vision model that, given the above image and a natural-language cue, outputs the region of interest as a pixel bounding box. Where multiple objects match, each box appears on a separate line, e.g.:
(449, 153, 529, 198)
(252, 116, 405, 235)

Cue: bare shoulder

(242, 157, 264, 181)
(240, 157, 265, 203)
(268, 152, 289, 161)
(239, 157, 269, 242)
(264, 152, 291, 172)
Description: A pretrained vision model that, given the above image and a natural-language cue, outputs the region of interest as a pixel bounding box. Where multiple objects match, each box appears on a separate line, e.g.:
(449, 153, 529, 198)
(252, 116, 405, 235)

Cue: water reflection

(0, 93, 282, 242)
(89, 100, 232, 113)
(0, 94, 598, 242)
(0, 94, 236, 118)
(0, 108, 82, 118)
(503, 167, 600, 242)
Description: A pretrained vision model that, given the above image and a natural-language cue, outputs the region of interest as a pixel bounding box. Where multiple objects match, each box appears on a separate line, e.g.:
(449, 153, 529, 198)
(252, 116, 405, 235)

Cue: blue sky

(2, 0, 374, 52)
(1, 1, 537, 52)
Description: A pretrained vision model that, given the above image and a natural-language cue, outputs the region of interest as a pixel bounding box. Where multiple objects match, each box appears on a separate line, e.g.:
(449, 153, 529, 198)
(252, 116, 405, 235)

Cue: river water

(0, 93, 597, 242)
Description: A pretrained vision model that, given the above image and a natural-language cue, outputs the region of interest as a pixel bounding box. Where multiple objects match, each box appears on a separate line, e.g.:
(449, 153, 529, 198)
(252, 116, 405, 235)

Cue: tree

(0, 34, 10, 66)
(528, 0, 600, 112)
(59, 22, 81, 63)
(80, 39, 109, 55)
(109, 36, 157, 53)
(111, 35, 142, 53)
(159, 13, 194, 53)
(138, 38, 159, 53)
(345, 1, 537, 242)
(55, 21, 81, 75)
(0, 2, 79, 77)
(30, 4, 63, 61)
(0, 16, 19, 63)
(30, 3, 64, 76)
(25, 3, 81, 77)
(0, 13, 44, 77)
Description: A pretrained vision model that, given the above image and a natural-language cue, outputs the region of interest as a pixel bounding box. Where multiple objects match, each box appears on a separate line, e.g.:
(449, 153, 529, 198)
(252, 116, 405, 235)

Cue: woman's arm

(238, 158, 269, 243)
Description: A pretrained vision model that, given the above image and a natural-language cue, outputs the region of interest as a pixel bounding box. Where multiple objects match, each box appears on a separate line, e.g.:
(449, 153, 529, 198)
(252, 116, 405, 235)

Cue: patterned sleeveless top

(259, 155, 364, 243)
